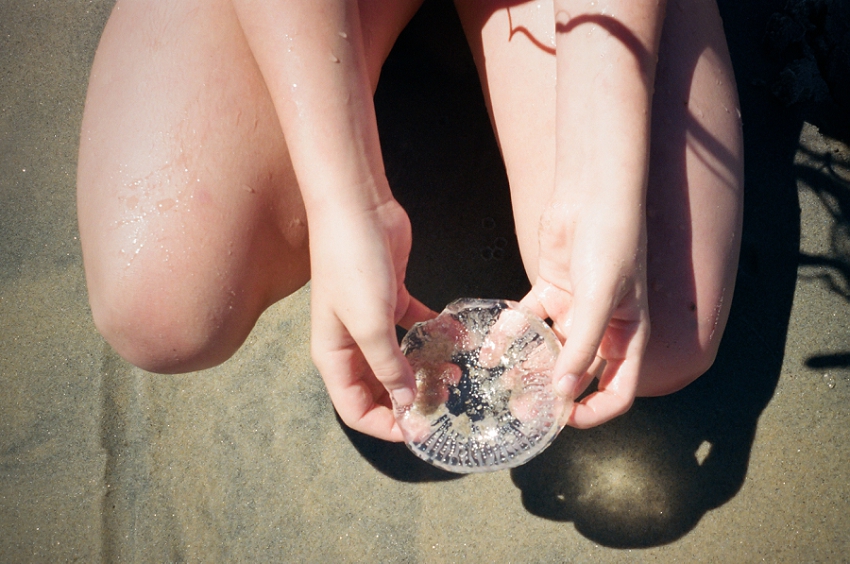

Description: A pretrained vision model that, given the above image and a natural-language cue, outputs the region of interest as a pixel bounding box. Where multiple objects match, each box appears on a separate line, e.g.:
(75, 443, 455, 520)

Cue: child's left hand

(521, 191, 651, 429)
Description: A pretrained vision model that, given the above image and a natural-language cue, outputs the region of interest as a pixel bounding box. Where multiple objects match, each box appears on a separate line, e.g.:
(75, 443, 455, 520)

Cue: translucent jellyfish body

(397, 298, 567, 473)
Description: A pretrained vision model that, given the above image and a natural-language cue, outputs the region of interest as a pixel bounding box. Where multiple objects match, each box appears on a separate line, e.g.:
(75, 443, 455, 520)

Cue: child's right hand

(307, 195, 435, 442)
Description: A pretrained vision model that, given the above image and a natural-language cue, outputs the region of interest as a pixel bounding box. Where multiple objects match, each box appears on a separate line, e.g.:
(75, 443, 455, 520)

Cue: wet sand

(1, 0, 848, 561)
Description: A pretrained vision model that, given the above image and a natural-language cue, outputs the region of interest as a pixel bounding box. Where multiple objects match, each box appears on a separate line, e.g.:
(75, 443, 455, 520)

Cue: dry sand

(1, 0, 848, 561)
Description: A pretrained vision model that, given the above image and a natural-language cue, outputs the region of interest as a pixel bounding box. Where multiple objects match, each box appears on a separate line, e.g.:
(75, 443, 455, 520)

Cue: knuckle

(370, 362, 403, 386)
(609, 392, 635, 418)
(570, 340, 600, 369)
(347, 310, 392, 347)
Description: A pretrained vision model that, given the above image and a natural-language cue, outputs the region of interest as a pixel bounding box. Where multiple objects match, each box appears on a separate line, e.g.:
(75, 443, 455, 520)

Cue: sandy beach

(1, 0, 848, 561)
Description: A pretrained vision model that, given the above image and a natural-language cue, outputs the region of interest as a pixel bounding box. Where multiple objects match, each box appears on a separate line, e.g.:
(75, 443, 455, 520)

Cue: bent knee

(89, 276, 252, 374)
(637, 338, 720, 397)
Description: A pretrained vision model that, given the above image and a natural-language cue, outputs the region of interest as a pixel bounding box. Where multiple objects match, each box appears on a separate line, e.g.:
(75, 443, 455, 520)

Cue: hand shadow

(339, 0, 803, 548)
(510, 302, 785, 548)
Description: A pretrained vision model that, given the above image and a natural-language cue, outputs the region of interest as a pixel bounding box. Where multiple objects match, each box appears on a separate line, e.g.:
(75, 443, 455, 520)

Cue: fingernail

(555, 373, 578, 398)
(391, 387, 415, 407)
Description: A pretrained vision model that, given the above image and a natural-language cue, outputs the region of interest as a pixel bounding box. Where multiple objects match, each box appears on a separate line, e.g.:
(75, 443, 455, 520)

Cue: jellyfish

(396, 298, 568, 473)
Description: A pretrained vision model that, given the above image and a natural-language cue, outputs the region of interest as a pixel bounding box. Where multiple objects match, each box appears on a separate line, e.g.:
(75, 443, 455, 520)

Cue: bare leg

(77, 0, 422, 373)
(454, 0, 744, 396)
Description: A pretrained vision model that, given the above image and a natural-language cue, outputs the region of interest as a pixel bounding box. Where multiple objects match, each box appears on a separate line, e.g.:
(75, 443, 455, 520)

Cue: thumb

(551, 284, 615, 399)
(395, 293, 437, 330)
(353, 318, 418, 408)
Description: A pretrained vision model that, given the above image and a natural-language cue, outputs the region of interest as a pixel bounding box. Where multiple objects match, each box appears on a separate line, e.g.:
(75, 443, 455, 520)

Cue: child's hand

(520, 193, 650, 429)
(516, 1, 665, 429)
(230, 0, 437, 442)
(308, 198, 435, 442)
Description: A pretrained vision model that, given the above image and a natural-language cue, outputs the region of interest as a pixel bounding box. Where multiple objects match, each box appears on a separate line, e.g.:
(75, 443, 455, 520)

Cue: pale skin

(77, 0, 743, 441)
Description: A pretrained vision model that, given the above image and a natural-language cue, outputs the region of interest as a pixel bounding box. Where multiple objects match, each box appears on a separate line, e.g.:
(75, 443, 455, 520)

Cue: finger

(551, 286, 615, 397)
(564, 316, 648, 428)
(332, 386, 406, 442)
(355, 408, 406, 442)
(520, 279, 574, 339)
(314, 347, 406, 442)
(577, 354, 605, 395)
(519, 287, 548, 322)
(396, 294, 437, 330)
(336, 390, 406, 443)
(349, 316, 417, 408)
(565, 355, 639, 429)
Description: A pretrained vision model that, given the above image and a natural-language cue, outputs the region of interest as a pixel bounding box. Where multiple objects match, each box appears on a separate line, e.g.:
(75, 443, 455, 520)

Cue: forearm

(232, 0, 390, 215)
(553, 0, 666, 208)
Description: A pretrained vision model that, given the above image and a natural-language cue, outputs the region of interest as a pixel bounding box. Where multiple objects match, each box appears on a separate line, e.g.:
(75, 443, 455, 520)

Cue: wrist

(300, 173, 395, 221)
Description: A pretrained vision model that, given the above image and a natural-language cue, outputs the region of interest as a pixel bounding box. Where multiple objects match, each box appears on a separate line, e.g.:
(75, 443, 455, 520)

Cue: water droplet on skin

(156, 198, 176, 212)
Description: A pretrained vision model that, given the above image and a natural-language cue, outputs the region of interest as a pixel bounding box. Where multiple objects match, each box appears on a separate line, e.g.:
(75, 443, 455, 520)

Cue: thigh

(78, 0, 422, 370)
(455, 0, 743, 394)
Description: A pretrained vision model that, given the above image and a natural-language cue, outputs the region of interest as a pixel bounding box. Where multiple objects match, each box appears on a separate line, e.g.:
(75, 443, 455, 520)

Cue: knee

(89, 275, 247, 374)
(638, 336, 720, 397)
